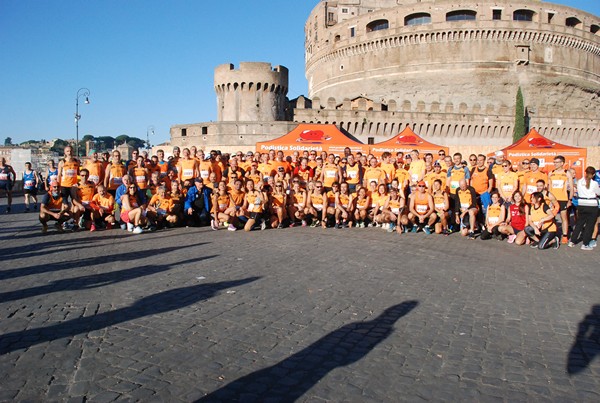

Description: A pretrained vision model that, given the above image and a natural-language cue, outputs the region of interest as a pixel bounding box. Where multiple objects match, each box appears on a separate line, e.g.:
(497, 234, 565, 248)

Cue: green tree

(4, 137, 12, 146)
(513, 87, 526, 143)
(81, 134, 95, 143)
(95, 136, 115, 151)
(115, 134, 130, 146)
(127, 137, 146, 149)
(50, 139, 70, 154)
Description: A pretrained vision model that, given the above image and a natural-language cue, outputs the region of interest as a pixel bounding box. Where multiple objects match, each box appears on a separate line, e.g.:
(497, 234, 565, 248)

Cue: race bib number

(65, 169, 77, 178)
(551, 180, 564, 189)
(391, 207, 400, 215)
(136, 175, 146, 183)
(113, 177, 123, 185)
(488, 216, 499, 225)
(348, 171, 357, 179)
(411, 174, 419, 183)
(326, 170, 336, 178)
(435, 203, 445, 210)
(502, 184, 513, 193)
(527, 185, 537, 194)
(416, 204, 428, 213)
(312, 203, 323, 210)
(451, 181, 459, 190)
(24, 180, 34, 188)
(200, 170, 209, 178)
(183, 169, 194, 178)
(89, 175, 100, 184)
(461, 203, 470, 209)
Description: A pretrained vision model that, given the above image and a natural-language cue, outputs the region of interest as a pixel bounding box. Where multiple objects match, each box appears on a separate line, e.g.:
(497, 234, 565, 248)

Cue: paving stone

(0, 215, 599, 401)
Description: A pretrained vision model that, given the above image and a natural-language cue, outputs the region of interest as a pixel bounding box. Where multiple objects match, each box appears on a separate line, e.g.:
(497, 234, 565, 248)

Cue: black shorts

(0, 182, 12, 191)
(249, 212, 262, 220)
(60, 187, 74, 201)
(557, 200, 568, 212)
(24, 188, 37, 196)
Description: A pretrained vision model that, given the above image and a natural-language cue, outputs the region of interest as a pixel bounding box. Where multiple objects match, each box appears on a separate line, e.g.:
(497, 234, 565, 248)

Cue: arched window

(334, 34, 341, 42)
(566, 17, 582, 28)
(446, 10, 476, 22)
(591, 24, 600, 34)
(405, 13, 431, 26)
(367, 19, 389, 32)
(513, 9, 534, 22)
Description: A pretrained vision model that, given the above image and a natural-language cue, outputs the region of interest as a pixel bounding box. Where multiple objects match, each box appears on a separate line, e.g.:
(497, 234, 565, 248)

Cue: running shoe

(387, 223, 396, 233)
(411, 226, 418, 233)
(581, 244, 593, 251)
(423, 225, 432, 235)
(228, 224, 237, 232)
(468, 231, 476, 239)
(507, 234, 517, 244)
(589, 240, 597, 248)
(41, 224, 48, 234)
(553, 240, 560, 249)
(90, 224, 96, 232)
(133, 226, 143, 234)
(6, 207, 11, 213)
(127, 223, 134, 232)
(260, 220, 267, 231)
(302, 220, 307, 227)
(567, 241, 575, 248)
(277, 224, 283, 229)
(211, 220, 218, 230)
(530, 241, 539, 248)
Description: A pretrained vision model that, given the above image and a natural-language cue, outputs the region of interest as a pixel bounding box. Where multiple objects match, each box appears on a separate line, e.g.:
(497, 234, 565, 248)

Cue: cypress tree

(513, 87, 526, 142)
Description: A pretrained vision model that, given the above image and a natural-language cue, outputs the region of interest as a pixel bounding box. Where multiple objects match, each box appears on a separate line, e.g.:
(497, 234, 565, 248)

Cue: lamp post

(75, 88, 91, 158)
(146, 125, 155, 151)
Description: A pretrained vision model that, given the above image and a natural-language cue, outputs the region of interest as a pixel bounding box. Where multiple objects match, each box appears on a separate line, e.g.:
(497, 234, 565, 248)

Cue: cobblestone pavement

(0, 206, 599, 402)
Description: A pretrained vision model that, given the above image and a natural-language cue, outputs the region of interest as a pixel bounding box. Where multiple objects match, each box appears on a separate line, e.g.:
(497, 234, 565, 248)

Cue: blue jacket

(184, 185, 213, 212)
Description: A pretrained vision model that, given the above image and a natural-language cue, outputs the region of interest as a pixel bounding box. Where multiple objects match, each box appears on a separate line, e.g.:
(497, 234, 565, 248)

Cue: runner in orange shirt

(547, 155, 574, 244)
(408, 181, 436, 234)
(335, 181, 353, 228)
(287, 177, 307, 226)
(521, 158, 547, 203)
(57, 145, 80, 203)
(84, 150, 104, 186)
(130, 155, 150, 191)
(90, 184, 115, 231)
(147, 185, 177, 230)
(104, 150, 127, 195)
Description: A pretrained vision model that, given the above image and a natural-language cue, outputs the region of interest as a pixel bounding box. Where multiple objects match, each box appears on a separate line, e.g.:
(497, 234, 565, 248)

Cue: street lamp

(146, 125, 155, 150)
(75, 88, 91, 158)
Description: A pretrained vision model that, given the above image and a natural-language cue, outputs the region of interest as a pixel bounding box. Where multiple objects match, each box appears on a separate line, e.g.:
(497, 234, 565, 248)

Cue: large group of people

(1, 145, 599, 251)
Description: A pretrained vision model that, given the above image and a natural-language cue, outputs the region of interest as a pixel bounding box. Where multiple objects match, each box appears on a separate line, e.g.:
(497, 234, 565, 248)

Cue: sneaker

(78, 216, 84, 228)
(41, 224, 48, 234)
(411, 226, 417, 233)
(335, 223, 341, 229)
(6, 207, 11, 214)
(132, 226, 143, 234)
(553, 240, 560, 249)
(342, 221, 349, 228)
(589, 240, 597, 248)
(277, 224, 283, 229)
(149, 225, 157, 232)
(468, 231, 476, 239)
(561, 236, 569, 245)
(367, 222, 374, 228)
(301, 220, 307, 227)
(530, 241, 539, 248)
(260, 220, 267, 231)
(581, 244, 593, 251)
(127, 223, 134, 232)
(289, 222, 296, 228)
(309, 221, 318, 228)
(387, 223, 396, 233)
(211, 220, 218, 230)
(223, 221, 229, 227)
(90, 224, 96, 232)
(568, 241, 575, 248)
(507, 234, 517, 244)
(228, 224, 237, 232)
(423, 225, 432, 235)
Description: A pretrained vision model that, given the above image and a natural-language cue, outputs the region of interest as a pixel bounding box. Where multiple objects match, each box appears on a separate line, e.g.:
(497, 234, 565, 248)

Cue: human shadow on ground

(197, 300, 418, 402)
(0, 243, 209, 280)
(0, 276, 260, 355)
(567, 304, 600, 375)
(0, 252, 216, 302)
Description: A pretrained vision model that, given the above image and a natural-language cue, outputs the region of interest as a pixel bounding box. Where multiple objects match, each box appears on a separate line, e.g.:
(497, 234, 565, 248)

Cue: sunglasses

(469, 159, 477, 162)
(418, 185, 425, 188)
(522, 162, 530, 165)
(502, 164, 510, 167)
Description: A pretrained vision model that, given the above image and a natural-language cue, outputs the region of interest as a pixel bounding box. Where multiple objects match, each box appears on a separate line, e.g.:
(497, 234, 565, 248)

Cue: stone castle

(171, 0, 600, 154)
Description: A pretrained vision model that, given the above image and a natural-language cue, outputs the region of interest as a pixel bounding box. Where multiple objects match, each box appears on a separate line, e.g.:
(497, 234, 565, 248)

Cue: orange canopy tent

(255, 124, 367, 155)
(500, 129, 587, 177)
(369, 127, 449, 157)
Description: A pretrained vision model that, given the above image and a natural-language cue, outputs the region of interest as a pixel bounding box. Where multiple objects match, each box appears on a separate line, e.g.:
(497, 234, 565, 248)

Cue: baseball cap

(530, 158, 540, 165)
(495, 150, 505, 157)
(433, 161, 441, 167)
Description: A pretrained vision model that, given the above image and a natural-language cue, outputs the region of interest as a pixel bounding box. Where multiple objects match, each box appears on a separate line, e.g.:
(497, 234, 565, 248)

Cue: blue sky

(1, 0, 598, 146)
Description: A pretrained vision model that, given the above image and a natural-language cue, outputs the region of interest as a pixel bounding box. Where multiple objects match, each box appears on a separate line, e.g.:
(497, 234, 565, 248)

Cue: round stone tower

(214, 62, 289, 122)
